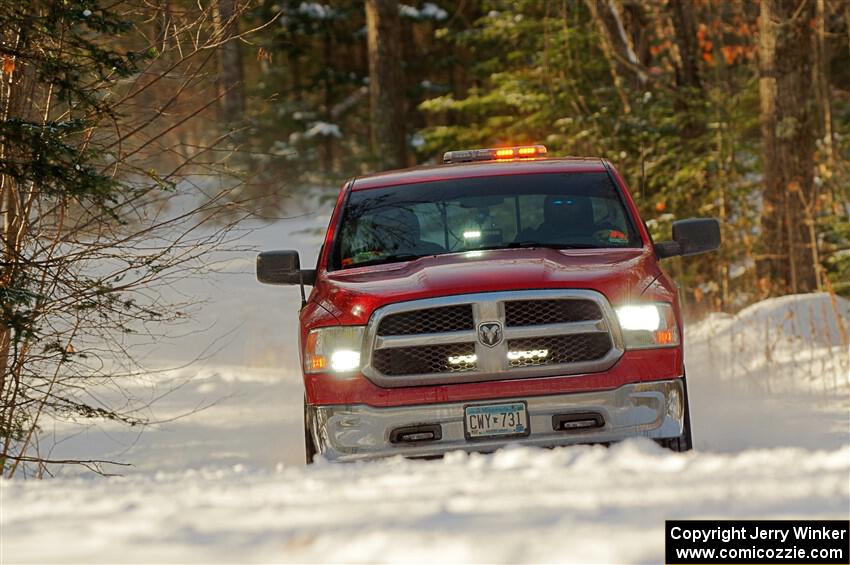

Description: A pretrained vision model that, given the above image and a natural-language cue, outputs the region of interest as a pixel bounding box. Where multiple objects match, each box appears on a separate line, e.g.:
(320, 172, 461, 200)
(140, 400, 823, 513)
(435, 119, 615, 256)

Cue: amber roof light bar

(442, 145, 547, 164)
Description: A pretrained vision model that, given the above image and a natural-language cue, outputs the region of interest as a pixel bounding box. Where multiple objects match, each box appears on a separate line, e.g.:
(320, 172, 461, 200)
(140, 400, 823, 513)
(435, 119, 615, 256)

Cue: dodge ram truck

(257, 145, 720, 463)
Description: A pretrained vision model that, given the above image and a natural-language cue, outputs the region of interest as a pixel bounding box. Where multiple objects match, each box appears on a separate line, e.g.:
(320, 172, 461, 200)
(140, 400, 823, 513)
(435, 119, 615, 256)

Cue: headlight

(615, 303, 679, 348)
(304, 326, 365, 374)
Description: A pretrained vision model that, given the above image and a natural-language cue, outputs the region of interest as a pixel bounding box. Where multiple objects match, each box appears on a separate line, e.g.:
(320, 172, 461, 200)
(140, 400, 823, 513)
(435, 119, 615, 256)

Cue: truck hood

(313, 247, 663, 325)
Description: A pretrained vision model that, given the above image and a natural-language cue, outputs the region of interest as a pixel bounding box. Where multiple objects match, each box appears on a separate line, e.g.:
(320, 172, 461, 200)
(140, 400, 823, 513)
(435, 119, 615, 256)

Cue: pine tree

(0, 0, 249, 476)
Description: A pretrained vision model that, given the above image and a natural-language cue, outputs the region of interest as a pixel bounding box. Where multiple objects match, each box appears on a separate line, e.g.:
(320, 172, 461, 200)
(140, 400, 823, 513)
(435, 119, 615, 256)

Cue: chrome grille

(362, 290, 624, 388)
(373, 343, 477, 376)
(377, 304, 473, 336)
(507, 334, 612, 367)
(504, 299, 601, 326)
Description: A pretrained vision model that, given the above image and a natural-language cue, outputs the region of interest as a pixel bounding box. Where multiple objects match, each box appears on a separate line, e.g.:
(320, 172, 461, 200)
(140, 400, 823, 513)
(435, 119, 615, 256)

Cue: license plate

(464, 401, 529, 439)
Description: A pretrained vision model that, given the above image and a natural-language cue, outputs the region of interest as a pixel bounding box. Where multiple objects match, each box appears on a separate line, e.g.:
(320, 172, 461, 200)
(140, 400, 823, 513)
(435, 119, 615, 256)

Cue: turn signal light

(654, 328, 675, 345)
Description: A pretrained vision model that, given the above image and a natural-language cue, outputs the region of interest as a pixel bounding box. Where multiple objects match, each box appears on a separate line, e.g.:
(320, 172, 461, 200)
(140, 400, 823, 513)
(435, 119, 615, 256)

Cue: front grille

(364, 290, 623, 387)
(504, 299, 601, 327)
(507, 334, 612, 367)
(373, 343, 477, 376)
(377, 304, 474, 336)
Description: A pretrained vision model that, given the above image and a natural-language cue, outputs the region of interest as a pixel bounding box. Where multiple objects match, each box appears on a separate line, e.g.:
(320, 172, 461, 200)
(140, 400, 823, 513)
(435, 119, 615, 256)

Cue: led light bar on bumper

(615, 303, 679, 348)
(304, 326, 365, 374)
(443, 145, 547, 164)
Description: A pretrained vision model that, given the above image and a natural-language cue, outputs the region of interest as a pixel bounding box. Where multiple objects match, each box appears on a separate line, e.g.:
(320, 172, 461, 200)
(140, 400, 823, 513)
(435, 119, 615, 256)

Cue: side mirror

(256, 250, 317, 285)
(654, 218, 721, 259)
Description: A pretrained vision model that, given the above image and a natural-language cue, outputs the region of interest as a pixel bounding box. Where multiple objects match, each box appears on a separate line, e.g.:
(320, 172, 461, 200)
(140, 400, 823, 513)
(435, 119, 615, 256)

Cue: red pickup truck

(257, 145, 720, 463)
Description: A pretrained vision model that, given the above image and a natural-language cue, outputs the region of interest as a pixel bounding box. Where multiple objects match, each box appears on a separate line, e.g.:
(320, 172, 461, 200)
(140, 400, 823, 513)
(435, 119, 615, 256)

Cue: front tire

(304, 397, 317, 464)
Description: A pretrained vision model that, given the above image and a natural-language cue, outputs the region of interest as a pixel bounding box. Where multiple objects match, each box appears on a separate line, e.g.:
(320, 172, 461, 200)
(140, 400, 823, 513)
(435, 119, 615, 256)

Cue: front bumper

(309, 378, 685, 462)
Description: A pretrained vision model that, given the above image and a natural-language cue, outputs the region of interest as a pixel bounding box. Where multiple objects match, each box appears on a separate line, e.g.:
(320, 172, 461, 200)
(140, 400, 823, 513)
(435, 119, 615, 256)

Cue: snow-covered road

(3, 441, 848, 563)
(1, 214, 848, 563)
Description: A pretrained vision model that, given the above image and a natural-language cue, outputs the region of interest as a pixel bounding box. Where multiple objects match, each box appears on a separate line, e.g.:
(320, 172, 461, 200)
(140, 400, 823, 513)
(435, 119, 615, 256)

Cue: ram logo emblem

(477, 322, 503, 348)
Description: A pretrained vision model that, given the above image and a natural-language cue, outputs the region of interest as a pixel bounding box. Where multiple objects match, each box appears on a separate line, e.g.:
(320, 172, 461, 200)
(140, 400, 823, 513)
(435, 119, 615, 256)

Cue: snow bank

(690, 292, 850, 347)
(38, 366, 306, 475)
(686, 292, 849, 452)
(3, 440, 847, 564)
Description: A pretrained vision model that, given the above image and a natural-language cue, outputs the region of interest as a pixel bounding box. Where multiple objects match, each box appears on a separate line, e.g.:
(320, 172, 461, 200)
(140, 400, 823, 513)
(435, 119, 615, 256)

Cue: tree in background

(757, 0, 819, 295)
(0, 0, 258, 476)
(231, 0, 850, 305)
(417, 1, 745, 311)
(240, 0, 366, 204)
(216, 0, 247, 125)
(241, 0, 452, 213)
(236, 0, 849, 306)
(366, 0, 407, 170)
(412, 0, 848, 309)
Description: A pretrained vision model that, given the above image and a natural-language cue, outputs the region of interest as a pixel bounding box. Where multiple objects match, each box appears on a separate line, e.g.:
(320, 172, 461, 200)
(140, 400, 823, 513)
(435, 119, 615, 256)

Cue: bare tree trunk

(585, 0, 646, 97)
(587, 0, 631, 113)
(366, 0, 406, 170)
(667, 0, 707, 143)
(0, 23, 25, 422)
(322, 28, 335, 174)
(156, 0, 172, 52)
(620, 2, 651, 68)
(814, 0, 835, 167)
(757, 0, 819, 295)
(845, 2, 850, 59)
(668, 0, 702, 92)
(214, 0, 244, 124)
(289, 50, 302, 103)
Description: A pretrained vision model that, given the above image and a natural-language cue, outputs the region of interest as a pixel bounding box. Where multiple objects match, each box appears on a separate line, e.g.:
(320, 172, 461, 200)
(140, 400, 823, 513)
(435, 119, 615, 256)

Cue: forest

(238, 0, 850, 310)
(1, 0, 849, 473)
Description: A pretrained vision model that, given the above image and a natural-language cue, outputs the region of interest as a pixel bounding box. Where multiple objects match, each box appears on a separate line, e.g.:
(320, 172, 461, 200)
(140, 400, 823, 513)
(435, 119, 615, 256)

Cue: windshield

(333, 172, 642, 270)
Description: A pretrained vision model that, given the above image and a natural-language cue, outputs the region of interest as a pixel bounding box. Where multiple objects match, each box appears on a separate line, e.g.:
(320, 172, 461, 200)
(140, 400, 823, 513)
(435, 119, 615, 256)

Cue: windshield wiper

(475, 241, 600, 251)
(344, 253, 430, 268)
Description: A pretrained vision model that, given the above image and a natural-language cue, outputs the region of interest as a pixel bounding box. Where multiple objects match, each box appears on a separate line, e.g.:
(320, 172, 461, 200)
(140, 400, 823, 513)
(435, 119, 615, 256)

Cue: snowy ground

(1, 213, 849, 563)
(3, 442, 848, 564)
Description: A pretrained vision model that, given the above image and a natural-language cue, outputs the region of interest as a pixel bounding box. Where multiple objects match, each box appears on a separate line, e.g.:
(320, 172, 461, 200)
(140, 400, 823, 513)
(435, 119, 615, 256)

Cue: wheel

(662, 428, 691, 452)
(659, 373, 693, 452)
(304, 396, 317, 465)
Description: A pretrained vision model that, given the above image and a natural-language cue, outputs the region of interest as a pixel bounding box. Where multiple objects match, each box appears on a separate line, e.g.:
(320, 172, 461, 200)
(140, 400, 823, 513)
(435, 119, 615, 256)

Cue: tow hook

(552, 412, 605, 431)
(390, 424, 443, 444)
